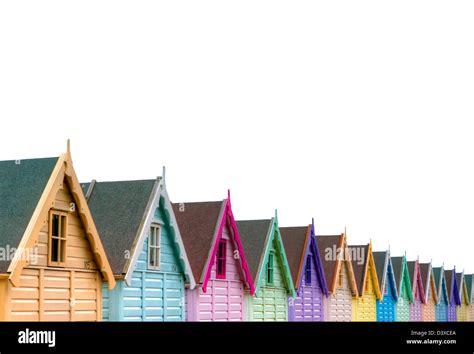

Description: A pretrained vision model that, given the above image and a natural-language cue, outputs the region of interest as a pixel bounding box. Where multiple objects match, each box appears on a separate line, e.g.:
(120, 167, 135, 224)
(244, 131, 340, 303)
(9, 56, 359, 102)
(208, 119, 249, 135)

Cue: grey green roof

(280, 226, 309, 287)
(236, 219, 272, 283)
(0, 157, 59, 272)
(82, 179, 157, 275)
(465, 274, 473, 303)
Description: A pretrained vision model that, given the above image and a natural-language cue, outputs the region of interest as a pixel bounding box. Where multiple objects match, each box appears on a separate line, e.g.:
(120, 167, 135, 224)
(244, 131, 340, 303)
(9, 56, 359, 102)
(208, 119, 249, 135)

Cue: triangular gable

(445, 268, 461, 305)
(280, 222, 328, 296)
(83, 170, 195, 289)
(349, 243, 382, 300)
(456, 272, 469, 306)
(432, 266, 448, 305)
(408, 261, 426, 304)
(392, 256, 413, 302)
(373, 250, 397, 301)
(200, 193, 254, 294)
(419, 263, 437, 304)
(237, 213, 295, 297)
(316, 233, 358, 296)
(6, 142, 115, 289)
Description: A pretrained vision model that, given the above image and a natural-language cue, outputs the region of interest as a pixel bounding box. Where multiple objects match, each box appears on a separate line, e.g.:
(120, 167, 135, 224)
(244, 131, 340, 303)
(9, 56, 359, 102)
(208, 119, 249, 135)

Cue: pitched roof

(280, 226, 309, 287)
(407, 261, 416, 286)
(391, 256, 403, 291)
(0, 157, 59, 272)
(316, 235, 341, 290)
(373, 251, 387, 292)
(172, 201, 224, 282)
(82, 179, 157, 275)
(456, 272, 463, 291)
(348, 245, 369, 294)
(444, 269, 454, 301)
(419, 263, 430, 289)
(236, 219, 272, 282)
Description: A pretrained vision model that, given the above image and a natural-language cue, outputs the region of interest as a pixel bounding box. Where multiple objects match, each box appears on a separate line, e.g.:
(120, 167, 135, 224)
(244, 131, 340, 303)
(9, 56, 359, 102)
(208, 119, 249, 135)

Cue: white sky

(1, 1, 473, 273)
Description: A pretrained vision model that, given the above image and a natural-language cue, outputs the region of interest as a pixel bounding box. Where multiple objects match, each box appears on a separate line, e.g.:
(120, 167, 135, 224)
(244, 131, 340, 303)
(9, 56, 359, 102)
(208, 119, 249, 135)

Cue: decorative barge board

(373, 250, 397, 322)
(407, 260, 425, 322)
(444, 268, 460, 322)
(349, 243, 382, 322)
(432, 266, 449, 322)
(82, 173, 195, 322)
(456, 272, 470, 322)
(0, 143, 115, 321)
(316, 233, 358, 322)
(280, 221, 328, 322)
(391, 256, 413, 322)
(172, 193, 254, 321)
(237, 213, 295, 321)
(419, 262, 437, 322)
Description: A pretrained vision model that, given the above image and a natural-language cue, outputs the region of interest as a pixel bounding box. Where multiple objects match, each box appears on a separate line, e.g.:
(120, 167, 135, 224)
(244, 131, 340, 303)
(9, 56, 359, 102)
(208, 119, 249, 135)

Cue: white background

(1, 1, 473, 272)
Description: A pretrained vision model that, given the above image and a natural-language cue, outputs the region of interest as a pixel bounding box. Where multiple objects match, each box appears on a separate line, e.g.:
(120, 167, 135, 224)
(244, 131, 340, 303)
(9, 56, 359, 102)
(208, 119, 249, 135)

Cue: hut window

(49, 211, 67, 267)
(267, 252, 274, 284)
(216, 239, 227, 279)
(148, 225, 161, 270)
(365, 277, 369, 292)
(338, 268, 344, 288)
(305, 257, 312, 285)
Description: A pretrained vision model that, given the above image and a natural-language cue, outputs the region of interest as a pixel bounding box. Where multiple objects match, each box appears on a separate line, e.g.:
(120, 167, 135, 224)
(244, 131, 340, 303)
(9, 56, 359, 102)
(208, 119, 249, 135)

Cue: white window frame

(148, 224, 161, 270)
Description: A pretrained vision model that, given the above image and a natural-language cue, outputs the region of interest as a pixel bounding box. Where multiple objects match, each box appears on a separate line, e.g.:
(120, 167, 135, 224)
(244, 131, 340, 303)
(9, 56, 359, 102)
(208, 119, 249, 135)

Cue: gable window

(305, 256, 312, 285)
(148, 224, 161, 270)
(365, 277, 369, 292)
(267, 252, 274, 284)
(216, 239, 227, 279)
(338, 267, 344, 288)
(49, 211, 67, 267)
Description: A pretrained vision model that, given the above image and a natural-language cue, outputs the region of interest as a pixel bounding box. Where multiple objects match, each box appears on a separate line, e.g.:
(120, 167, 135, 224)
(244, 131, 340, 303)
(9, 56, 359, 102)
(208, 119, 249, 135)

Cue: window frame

(216, 239, 227, 279)
(48, 210, 68, 267)
(148, 223, 161, 270)
(267, 251, 275, 285)
(305, 256, 312, 285)
(338, 267, 344, 288)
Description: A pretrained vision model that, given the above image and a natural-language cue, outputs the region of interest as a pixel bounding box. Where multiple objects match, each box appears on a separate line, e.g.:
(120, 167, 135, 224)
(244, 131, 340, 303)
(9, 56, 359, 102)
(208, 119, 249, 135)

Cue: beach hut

(316, 232, 358, 322)
(373, 250, 397, 322)
(172, 192, 254, 321)
(0, 142, 115, 321)
(419, 262, 437, 322)
(407, 260, 425, 321)
(82, 170, 195, 321)
(391, 256, 413, 322)
(445, 268, 460, 322)
(349, 243, 382, 321)
(280, 221, 328, 321)
(432, 266, 449, 322)
(237, 212, 295, 321)
(456, 272, 470, 322)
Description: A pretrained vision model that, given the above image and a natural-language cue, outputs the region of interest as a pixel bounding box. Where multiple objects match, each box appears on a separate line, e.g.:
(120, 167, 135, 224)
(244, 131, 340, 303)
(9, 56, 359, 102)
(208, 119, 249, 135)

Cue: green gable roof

(82, 179, 157, 275)
(0, 157, 59, 272)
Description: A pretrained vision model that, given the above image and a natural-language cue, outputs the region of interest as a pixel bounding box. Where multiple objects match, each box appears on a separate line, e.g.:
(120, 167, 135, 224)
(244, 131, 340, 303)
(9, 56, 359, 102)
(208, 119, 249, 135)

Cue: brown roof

(171, 200, 225, 282)
(280, 226, 309, 288)
(419, 263, 431, 294)
(316, 235, 342, 291)
(348, 245, 369, 294)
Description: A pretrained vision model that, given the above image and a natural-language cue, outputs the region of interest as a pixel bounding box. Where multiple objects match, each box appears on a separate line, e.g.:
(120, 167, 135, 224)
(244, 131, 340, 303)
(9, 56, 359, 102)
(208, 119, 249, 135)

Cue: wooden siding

(34, 182, 98, 271)
(422, 280, 436, 322)
(353, 263, 377, 322)
(103, 206, 186, 321)
(325, 262, 352, 322)
(288, 248, 324, 321)
(247, 237, 288, 321)
(9, 267, 100, 321)
(189, 223, 245, 321)
(376, 265, 396, 322)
